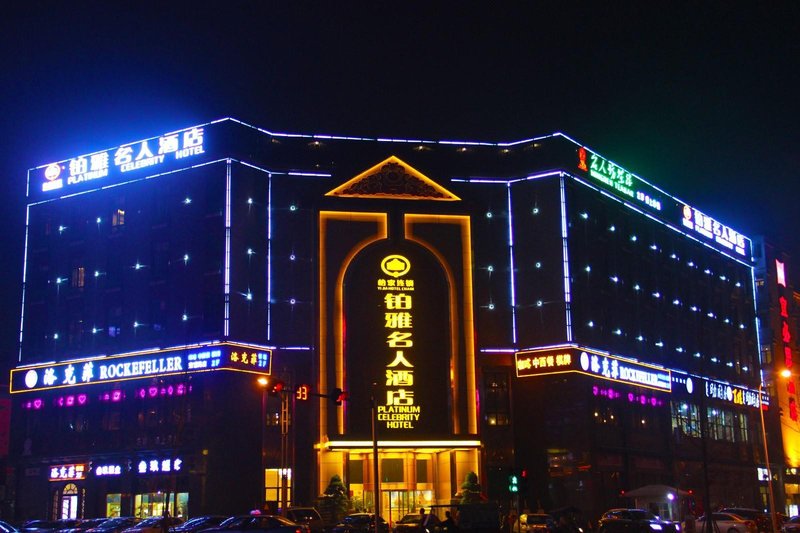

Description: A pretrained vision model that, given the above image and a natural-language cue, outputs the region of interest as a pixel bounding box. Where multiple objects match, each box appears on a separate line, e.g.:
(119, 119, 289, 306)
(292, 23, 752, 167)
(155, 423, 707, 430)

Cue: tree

(458, 471, 483, 504)
(319, 474, 350, 524)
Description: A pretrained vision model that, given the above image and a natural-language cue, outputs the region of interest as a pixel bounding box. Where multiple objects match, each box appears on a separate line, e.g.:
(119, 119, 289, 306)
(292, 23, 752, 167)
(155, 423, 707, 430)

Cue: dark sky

(1, 3, 798, 368)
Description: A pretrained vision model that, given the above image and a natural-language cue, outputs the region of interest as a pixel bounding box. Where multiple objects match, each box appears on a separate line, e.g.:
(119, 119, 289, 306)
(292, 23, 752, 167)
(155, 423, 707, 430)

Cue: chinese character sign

(343, 243, 452, 437)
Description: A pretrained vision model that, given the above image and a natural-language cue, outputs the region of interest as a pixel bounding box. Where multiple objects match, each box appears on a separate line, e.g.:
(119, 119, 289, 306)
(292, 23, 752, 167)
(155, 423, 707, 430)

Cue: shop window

(381, 458, 403, 482)
(264, 468, 292, 509)
(134, 492, 188, 518)
(671, 402, 700, 438)
(106, 493, 122, 517)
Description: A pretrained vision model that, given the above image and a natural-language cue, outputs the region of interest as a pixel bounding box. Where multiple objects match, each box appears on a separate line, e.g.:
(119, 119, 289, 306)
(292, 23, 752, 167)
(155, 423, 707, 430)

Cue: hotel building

(10, 119, 772, 522)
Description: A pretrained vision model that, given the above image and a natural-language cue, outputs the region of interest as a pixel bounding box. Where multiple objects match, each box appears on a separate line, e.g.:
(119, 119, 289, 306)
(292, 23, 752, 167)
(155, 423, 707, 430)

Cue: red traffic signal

(331, 388, 347, 405)
(269, 380, 285, 396)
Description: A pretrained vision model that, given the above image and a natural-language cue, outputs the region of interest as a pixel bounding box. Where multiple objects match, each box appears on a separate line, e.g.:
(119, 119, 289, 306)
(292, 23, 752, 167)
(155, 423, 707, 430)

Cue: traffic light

(295, 384, 309, 401)
(519, 469, 529, 493)
(268, 380, 285, 397)
(508, 472, 519, 493)
(330, 388, 347, 405)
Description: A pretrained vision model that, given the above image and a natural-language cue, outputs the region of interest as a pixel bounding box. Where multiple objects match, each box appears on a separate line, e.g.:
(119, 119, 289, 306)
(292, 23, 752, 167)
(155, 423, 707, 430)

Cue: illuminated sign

(377, 254, 420, 430)
(49, 463, 87, 481)
(39, 125, 206, 194)
(137, 457, 182, 474)
(10, 341, 271, 393)
(575, 146, 752, 261)
(95, 464, 123, 476)
(516, 346, 672, 392)
(703, 379, 760, 408)
(577, 147, 663, 211)
(777, 259, 798, 419)
(681, 205, 748, 257)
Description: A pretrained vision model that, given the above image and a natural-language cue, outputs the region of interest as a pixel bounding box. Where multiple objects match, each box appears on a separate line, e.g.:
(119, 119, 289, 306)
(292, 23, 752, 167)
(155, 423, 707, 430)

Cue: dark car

(285, 509, 324, 533)
(198, 515, 307, 533)
(172, 516, 228, 533)
(21, 522, 65, 533)
(0, 521, 18, 533)
(330, 514, 389, 533)
(721, 509, 772, 533)
(85, 517, 141, 533)
(783, 516, 800, 533)
(57, 519, 110, 533)
(394, 513, 441, 533)
(598, 509, 680, 533)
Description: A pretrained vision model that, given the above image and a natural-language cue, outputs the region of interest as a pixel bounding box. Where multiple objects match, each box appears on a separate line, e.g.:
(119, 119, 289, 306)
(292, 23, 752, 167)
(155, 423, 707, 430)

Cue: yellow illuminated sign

(378, 254, 420, 430)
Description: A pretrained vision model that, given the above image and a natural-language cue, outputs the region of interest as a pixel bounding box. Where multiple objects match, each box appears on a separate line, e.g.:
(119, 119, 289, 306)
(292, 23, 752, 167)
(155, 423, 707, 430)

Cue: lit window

(112, 209, 125, 227)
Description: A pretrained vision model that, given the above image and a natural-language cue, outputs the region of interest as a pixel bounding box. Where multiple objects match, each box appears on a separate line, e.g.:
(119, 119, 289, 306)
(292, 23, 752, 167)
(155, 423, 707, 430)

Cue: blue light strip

(18, 204, 31, 361)
(751, 264, 764, 371)
(224, 159, 232, 336)
(267, 173, 273, 340)
(506, 184, 518, 344)
(559, 176, 573, 342)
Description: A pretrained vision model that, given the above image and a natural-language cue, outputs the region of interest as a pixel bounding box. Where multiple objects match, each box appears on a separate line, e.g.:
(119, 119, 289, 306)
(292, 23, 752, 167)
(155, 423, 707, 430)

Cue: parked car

(0, 520, 18, 533)
(394, 512, 441, 533)
(58, 519, 110, 533)
(782, 516, 800, 533)
(598, 509, 680, 533)
(696, 513, 757, 533)
(197, 515, 307, 533)
(519, 513, 556, 533)
(330, 514, 389, 533)
(85, 518, 141, 533)
(285, 509, 324, 533)
(21, 522, 65, 533)
(121, 517, 183, 533)
(721, 509, 772, 533)
(171, 516, 228, 533)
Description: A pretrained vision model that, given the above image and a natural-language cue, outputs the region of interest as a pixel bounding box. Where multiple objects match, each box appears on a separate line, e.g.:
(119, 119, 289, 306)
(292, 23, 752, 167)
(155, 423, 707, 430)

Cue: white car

(696, 513, 757, 533)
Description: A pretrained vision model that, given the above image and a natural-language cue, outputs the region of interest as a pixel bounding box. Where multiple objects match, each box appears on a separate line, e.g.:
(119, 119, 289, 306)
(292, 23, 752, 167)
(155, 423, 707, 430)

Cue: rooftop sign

(34, 123, 211, 200)
(10, 341, 271, 393)
(575, 146, 752, 260)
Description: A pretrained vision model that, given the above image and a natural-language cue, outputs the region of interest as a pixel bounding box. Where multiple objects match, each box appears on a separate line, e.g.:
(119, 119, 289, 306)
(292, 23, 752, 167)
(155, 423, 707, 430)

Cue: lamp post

(758, 369, 789, 533)
(258, 377, 269, 511)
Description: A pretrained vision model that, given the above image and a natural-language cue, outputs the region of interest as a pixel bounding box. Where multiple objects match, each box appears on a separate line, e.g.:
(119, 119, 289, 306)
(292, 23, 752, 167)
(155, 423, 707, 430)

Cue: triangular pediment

(325, 156, 460, 201)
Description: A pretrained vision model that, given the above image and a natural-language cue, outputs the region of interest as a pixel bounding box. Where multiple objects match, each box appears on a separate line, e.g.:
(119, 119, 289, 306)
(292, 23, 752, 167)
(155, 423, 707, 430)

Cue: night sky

(1, 3, 798, 372)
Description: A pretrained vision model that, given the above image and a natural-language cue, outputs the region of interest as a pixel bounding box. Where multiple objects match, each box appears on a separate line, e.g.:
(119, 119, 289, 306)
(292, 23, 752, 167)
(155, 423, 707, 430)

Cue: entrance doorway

(61, 483, 79, 519)
(382, 490, 434, 527)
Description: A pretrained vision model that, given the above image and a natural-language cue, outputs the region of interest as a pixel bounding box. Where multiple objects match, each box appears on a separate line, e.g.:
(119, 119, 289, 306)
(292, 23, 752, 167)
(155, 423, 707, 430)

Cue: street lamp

(758, 369, 790, 533)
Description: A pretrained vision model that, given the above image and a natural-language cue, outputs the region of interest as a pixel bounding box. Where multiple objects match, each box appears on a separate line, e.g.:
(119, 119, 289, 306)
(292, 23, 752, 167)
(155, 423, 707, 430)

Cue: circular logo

(685, 377, 694, 394)
(381, 255, 411, 278)
(24, 369, 38, 389)
(580, 351, 589, 371)
(726, 385, 733, 401)
(682, 205, 692, 220)
(45, 163, 61, 181)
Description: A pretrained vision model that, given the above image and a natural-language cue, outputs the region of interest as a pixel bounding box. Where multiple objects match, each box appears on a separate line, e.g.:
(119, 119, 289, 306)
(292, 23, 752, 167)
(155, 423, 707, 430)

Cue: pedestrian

(161, 509, 171, 533)
(441, 510, 459, 532)
(420, 507, 431, 528)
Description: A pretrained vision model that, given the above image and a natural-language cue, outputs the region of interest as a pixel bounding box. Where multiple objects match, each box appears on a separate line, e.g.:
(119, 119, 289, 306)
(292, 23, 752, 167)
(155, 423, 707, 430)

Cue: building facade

(9, 119, 771, 523)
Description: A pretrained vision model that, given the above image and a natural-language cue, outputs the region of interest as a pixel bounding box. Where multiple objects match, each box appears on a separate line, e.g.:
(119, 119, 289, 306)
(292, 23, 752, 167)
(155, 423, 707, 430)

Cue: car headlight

(649, 524, 663, 531)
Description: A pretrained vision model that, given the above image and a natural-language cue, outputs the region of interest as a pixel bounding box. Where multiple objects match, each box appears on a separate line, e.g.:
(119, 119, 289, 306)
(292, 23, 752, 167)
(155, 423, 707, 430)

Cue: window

(264, 468, 291, 508)
(71, 267, 85, 289)
(484, 372, 510, 426)
(381, 458, 404, 482)
(671, 402, 700, 438)
(112, 208, 125, 227)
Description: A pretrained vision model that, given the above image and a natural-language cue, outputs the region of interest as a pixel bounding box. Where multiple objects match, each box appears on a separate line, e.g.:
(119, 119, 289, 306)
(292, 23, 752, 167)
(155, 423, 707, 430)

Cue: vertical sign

(777, 259, 798, 420)
(377, 255, 420, 429)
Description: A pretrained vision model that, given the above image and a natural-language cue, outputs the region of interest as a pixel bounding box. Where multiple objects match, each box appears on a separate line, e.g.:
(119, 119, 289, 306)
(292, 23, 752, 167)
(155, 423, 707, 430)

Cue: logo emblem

(45, 164, 61, 181)
(381, 255, 411, 278)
